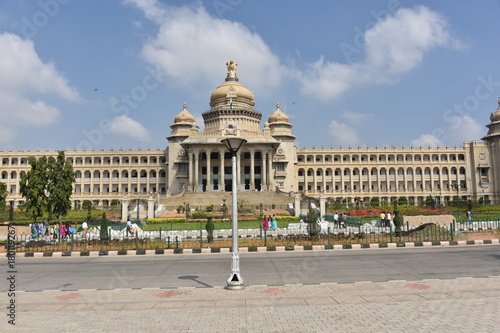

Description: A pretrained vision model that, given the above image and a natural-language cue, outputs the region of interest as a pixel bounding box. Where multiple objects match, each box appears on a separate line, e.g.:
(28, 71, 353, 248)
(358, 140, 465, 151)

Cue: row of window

(297, 153, 466, 163)
(298, 167, 469, 177)
(298, 181, 467, 192)
(75, 170, 167, 179)
(1, 156, 166, 166)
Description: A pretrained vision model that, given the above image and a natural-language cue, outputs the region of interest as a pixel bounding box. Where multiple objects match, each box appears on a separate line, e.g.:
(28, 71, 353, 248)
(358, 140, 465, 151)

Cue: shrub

(82, 200, 92, 208)
(370, 197, 380, 207)
(146, 218, 186, 224)
(205, 217, 215, 243)
(110, 199, 120, 206)
(205, 204, 214, 213)
(191, 212, 208, 219)
(100, 213, 109, 241)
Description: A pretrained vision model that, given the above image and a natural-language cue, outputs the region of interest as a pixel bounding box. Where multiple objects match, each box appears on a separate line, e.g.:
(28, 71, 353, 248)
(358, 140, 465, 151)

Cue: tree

(100, 212, 109, 241)
(397, 196, 408, 205)
(47, 151, 76, 224)
(0, 182, 7, 208)
(370, 197, 380, 207)
(19, 156, 49, 222)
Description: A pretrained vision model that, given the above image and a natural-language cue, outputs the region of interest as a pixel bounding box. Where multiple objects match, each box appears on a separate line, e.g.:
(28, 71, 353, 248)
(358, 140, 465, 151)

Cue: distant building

(1, 61, 499, 207)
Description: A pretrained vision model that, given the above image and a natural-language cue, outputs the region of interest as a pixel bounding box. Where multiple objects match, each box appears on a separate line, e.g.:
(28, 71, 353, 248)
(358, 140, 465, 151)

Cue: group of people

(262, 214, 278, 230)
(379, 211, 392, 227)
(52, 222, 75, 239)
(30, 221, 50, 238)
(332, 212, 347, 228)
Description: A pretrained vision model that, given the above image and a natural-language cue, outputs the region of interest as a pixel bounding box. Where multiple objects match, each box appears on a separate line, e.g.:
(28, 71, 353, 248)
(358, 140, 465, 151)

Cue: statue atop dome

(226, 60, 238, 81)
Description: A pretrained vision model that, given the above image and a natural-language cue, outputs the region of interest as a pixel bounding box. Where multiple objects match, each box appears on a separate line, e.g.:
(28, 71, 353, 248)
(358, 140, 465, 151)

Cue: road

(10, 245, 500, 291)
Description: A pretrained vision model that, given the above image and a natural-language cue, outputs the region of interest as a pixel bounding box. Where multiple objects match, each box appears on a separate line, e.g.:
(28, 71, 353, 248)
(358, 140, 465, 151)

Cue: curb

(8, 239, 500, 258)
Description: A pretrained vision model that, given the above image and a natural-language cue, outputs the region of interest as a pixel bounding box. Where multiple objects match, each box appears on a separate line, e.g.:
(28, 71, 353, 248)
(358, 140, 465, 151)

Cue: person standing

(380, 212, 386, 227)
(466, 210, 472, 223)
(126, 219, 133, 236)
(333, 212, 339, 228)
(44, 220, 50, 236)
(262, 215, 269, 230)
(386, 212, 392, 227)
(82, 220, 88, 238)
(271, 214, 277, 230)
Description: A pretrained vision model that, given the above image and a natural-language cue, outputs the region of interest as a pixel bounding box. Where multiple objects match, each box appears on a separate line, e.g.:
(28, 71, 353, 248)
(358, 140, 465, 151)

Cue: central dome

(209, 60, 255, 109)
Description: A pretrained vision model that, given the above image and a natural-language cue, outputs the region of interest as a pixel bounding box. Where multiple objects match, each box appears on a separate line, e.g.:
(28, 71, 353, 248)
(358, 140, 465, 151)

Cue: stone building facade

(1, 61, 499, 207)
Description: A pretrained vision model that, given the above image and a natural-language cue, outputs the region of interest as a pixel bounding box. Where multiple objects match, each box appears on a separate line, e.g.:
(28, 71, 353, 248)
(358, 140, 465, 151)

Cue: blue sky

(0, 0, 499, 151)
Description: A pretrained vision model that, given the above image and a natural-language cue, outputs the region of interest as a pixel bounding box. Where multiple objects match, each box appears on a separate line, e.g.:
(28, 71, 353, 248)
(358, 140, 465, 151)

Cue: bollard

(167, 236, 171, 249)
(450, 223, 454, 241)
(264, 228, 267, 247)
(328, 226, 331, 245)
(70, 233, 74, 252)
(200, 221, 203, 248)
(175, 235, 179, 249)
(159, 227, 162, 241)
(135, 230, 138, 250)
(389, 223, 393, 243)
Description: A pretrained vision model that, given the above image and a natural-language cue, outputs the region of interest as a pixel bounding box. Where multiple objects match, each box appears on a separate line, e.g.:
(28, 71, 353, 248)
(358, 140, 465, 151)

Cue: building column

(319, 195, 326, 220)
(188, 152, 193, 192)
(313, 168, 317, 194)
(250, 149, 255, 190)
(262, 151, 267, 191)
(206, 150, 211, 192)
(194, 151, 199, 192)
(294, 195, 301, 217)
(220, 149, 225, 192)
(121, 197, 129, 222)
(268, 150, 273, 191)
(147, 196, 154, 219)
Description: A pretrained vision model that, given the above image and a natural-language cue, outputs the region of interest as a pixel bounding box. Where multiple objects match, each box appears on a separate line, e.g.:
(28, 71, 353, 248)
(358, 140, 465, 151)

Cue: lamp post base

(226, 273, 245, 290)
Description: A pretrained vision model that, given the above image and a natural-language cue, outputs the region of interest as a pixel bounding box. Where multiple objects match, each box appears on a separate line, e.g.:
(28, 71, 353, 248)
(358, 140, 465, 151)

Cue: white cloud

(299, 6, 461, 101)
(341, 111, 374, 124)
(108, 115, 151, 142)
(328, 120, 360, 147)
(0, 32, 80, 144)
(410, 134, 444, 148)
(445, 115, 485, 144)
(410, 116, 485, 148)
(126, 1, 283, 97)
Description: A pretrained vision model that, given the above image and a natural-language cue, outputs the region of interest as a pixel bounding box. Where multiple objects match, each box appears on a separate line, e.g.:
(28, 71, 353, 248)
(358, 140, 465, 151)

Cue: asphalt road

(8, 245, 500, 291)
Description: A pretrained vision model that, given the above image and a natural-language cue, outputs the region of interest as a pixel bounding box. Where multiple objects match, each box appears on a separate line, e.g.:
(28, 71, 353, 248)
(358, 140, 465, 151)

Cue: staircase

(159, 191, 294, 208)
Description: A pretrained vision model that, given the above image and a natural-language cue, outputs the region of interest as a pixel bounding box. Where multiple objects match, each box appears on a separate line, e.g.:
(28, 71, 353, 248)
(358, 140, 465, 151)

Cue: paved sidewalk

(3, 277, 499, 332)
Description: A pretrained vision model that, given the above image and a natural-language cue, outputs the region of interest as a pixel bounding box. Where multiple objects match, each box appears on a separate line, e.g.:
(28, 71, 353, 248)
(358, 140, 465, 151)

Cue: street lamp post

(221, 137, 247, 290)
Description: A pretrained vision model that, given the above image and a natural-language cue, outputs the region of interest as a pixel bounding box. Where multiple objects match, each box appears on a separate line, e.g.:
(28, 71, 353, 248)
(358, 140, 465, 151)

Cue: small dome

(174, 103, 196, 124)
(489, 97, 500, 122)
(268, 103, 289, 123)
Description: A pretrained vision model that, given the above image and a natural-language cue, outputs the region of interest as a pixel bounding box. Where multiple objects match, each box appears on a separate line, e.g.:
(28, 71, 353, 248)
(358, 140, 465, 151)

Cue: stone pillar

(121, 197, 129, 222)
(294, 195, 301, 217)
(268, 150, 273, 191)
(147, 196, 155, 219)
(262, 151, 267, 191)
(319, 195, 326, 220)
(188, 152, 193, 192)
(220, 149, 225, 192)
(250, 149, 255, 190)
(206, 150, 211, 192)
(194, 151, 199, 192)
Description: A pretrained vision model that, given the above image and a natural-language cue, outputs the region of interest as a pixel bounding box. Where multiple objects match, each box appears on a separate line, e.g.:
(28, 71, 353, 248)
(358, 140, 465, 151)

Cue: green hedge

(274, 215, 300, 222)
(146, 218, 187, 224)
